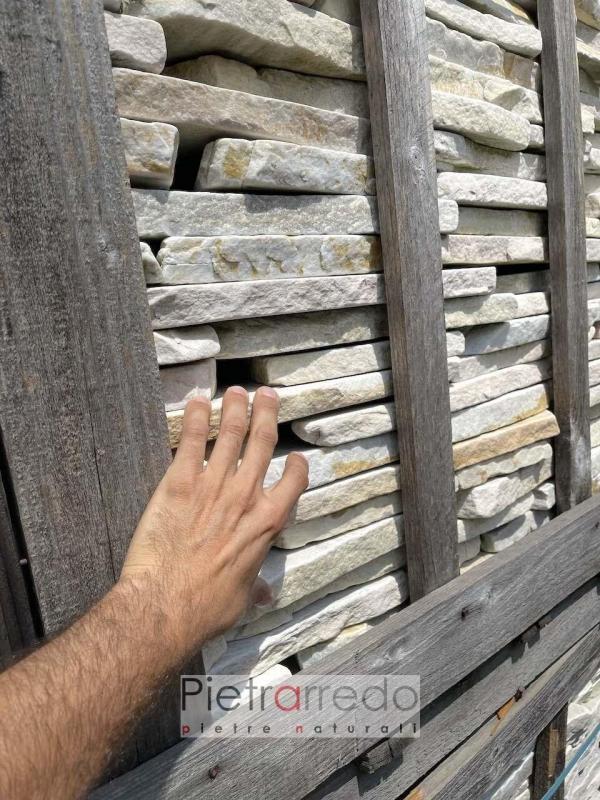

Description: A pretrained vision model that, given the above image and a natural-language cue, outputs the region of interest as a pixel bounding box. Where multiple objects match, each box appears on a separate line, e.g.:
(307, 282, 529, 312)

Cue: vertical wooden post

(534, 1, 591, 796)
(0, 0, 180, 766)
(360, 0, 459, 600)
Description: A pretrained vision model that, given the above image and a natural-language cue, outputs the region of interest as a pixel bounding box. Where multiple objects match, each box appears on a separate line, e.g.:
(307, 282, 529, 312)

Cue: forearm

(0, 575, 197, 800)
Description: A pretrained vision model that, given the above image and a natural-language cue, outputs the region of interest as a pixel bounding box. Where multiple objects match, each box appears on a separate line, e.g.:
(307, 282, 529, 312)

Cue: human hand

(120, 386, 309, 656)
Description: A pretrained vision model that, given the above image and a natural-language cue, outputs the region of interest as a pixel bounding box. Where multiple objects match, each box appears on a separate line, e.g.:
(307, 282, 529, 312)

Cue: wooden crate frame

(0, 0, 598, 798)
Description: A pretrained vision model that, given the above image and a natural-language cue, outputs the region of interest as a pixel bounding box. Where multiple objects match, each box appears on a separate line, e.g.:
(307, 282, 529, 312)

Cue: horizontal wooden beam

(94, 495, 600, 800)
(405, 628, 600, 800)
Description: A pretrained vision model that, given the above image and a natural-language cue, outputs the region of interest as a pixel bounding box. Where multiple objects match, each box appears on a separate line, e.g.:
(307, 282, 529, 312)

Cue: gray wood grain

(360, 0, 458, 600)
(532, 706, 569, 800)
(0, 0, 178, 765)
(533, 1, 590, 788)
(403, 629, 600, 800)
(94, 495, 600, 800)
(356, 577, 600, 799)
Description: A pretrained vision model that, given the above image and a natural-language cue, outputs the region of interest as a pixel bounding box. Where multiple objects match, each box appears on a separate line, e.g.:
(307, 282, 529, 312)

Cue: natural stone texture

(104, 11, 166, 73)
(140, 242, 162, 284)
(166, 54, 369, 117)
(235, 550, 404, 637)
(448, 339, 551, 383)
(438, 172, 547, 209)
(135, 189, 458, 240)
(149, 275, 385, 329)
(456, 207, 546, 237)
(587, 218, 600, 237)
(311, 0, 361, 25)
(292, 402, 396, 446)
(456, 458, 552, 518)
(441, 235, 547, 264)
(579, 37, 600, 83)
(120, 118, 178, 190)
(463, 314, 550, 355)
(528, 124, 545, 150)
(513, 292, 550, 317)
(451, 382, 550, 443)
(588, 238, 600, 261)
(481, 511, 533, 553)
(434, 130, 545, 180)
(159, 359, 216, 411)
(134, 190, 378, 238)
(212, 572, 409, 677)
(577, 0, 600, 30)
(585, 145, 600, 175)
(590, 383, 600, 407)
(277, 493, 402, 549)
(455, 441, 553, 491)
(495, 268, 551, 294)
(296, 609, 399, 670)
(458, 490, 536, 541)
(452, 410, 560, 470)
(260, 516, 404, 610)
(425, 0, 542, 56)
(444, 293, 519, 328)
(432, 91, 532, 151)
(532, 483, 556, 510)
(215, 307, 388, 360)
(197, 138, 376, 194)
(581, 67, 599, 95)
(429, 56, 542, 123)
(252, 341, 391, 387)
(459, 0, 535, 26)
(503, 50, 540, 92)
(114, 69, 370, 154)
(587, 191, 600, 218)
(427, 17, 505, 78)
(590, 358, 600, 387)
(157, 235, 382, 284)
(129, 0, 365, 78)
(443, 267, 498, 297)
(459, 537, 482, 565)
(215, 309, 463, 360)
(153, 325, 220, 366)
(449, 360, 551, 412)
(264, 433, 398, 490)
(290, 464, 401, 525)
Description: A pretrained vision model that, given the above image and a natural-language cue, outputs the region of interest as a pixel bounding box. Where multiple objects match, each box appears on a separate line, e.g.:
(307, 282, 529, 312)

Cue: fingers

(207, 386, 249, 481)
(237, 387, 280, 487)
(249, 577, 274, 610)
(266, 452, 309, 536)
(171, 396, 211, 474)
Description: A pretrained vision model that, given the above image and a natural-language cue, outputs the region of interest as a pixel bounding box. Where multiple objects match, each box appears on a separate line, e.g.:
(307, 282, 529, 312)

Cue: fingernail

(257, 386, 279, 400)
(228, 385, 248, 397)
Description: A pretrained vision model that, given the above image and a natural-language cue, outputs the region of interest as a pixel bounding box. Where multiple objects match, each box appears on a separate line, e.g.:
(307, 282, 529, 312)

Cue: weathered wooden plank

(539, 0, 591, 511)
(533, 1, 590, 788)
(356, 578, 600, 799)
(0, 0, 175, 764)
(94, 495, 600, 800)
(360, 0, 458, 600)
(532, 706, 569, 800)
(403, 630, 600, 800)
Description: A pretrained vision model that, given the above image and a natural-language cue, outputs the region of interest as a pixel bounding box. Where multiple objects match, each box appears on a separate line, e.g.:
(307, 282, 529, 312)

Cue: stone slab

(438, 172, 547, 209)
(532, 482, 556, 510)
(120, 118, 178, 190)
(459, 537, 482, 565)
(577, 0, 600, 30)
(153, 325, 220, 366)
(456, 458, 552, 518)
(459, 0, 535, 26)
(441, 235, 547, 265)
(433, 90, 531, 151)
(165, 53, 369, 117)
(211, 572, 409, 677)
(513, 292, 550, 317)
(449, 359, 552, 412)
(259, 515, 404, 610)
(452, 410, 559, 470)
(456, 207, 546, 237)
(104, 10, 166, 73)
(481, 511, 533, 553)
(159, 359, 216, 411)
(444, 293, 519, 328)
(114, 69, 370, 154)
(425, 0, 542, 56)
(435, 130, 545, 180)
(196, 138, 376, 194)
(458, 490, 535, 541)
(289, 464, 401, 525)
(448, 339, 550, 383)
(251, 340, 391, 387)
(311, 0, 361, 25)
(276, 492, 402, 549)
(454, 440, 554, 491)
(451, 382, 550, 443)
(292, 402, 396, 447)
(463, 314, 550, 355)
(140, 242, 162, 284)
